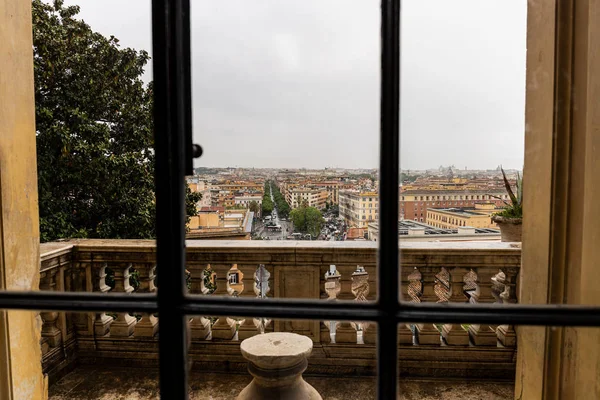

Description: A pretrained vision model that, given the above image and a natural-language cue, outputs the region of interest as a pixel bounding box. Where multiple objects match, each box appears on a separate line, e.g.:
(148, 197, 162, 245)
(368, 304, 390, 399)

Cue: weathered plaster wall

(0, 0, 45, 398)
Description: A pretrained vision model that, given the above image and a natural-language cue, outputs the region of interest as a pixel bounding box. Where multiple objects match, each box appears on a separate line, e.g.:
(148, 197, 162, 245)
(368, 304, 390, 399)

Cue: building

(426, 203, 503, 229)
(187, 207, 253, 240)
(234, 194, 262, 216)
(367, 220, 500, 242)
(312, 181, 341, 204)
(285, 187, 328, 210)
(187, 180, 212, 207)
(400, 188, 509, 222)
(210, 191, 235, 208)
(234, 194, 262, 208)
(339, 191, 379, 229)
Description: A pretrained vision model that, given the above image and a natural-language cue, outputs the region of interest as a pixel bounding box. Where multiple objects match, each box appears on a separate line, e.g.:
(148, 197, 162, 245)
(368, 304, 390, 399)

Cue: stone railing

(39, 240, 520, 383)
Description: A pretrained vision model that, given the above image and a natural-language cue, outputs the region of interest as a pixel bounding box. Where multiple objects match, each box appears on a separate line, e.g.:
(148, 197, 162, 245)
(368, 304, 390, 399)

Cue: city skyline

(64, 0, 527, 170)
(193, 164, 517, 171)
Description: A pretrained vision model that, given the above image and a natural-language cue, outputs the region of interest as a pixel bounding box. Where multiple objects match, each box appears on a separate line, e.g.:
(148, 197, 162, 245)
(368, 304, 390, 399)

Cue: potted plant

(491, 167, 522, 242)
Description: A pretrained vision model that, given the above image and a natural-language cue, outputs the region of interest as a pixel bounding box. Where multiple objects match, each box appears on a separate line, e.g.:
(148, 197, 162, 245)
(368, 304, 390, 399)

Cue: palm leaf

(516, 171, 523, 206)
(501, 167, 518, 206)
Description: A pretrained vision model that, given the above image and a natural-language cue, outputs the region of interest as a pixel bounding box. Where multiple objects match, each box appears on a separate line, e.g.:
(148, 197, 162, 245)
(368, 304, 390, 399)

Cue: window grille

(1, 1, 600, 399)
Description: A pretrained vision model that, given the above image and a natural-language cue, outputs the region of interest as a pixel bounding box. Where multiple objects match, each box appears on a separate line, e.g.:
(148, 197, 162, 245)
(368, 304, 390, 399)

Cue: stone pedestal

(497, 325, 517, 348)
(442, 324, 469, 346)
(237, 332, 322, 400)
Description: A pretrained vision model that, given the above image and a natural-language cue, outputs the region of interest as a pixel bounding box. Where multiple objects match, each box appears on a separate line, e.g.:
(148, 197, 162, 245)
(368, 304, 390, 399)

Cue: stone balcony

(39, 239, 520, 399)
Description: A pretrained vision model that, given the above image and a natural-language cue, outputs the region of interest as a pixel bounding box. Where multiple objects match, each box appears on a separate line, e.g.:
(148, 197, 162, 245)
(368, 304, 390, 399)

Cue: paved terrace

(49, 366, 514, 399)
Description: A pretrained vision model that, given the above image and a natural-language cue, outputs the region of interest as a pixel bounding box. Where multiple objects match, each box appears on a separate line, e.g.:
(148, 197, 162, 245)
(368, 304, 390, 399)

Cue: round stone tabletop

(240, 332, 313, 370)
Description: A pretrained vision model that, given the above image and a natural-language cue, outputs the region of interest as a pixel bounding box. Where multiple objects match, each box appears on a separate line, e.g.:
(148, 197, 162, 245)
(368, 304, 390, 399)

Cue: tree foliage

(290, 206, 324, 238)
(270, 182, 290, 218)
(185, 186, 203, 227)
(261, 182, 273, 216)
(248, 200, 260, 215)
(34, 0, 197, 241)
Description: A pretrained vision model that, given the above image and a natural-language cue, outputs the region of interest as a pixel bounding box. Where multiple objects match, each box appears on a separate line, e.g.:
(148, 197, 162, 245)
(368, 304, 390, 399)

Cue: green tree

(290, 206, 324, 237)
(248, 200, 260, 215)
(304, 207, 324, 237)
(261, 188, 273, 216)
(34, 0, 198, 241)
(290, 208, 306, 232)
(185, 186, 203, 228)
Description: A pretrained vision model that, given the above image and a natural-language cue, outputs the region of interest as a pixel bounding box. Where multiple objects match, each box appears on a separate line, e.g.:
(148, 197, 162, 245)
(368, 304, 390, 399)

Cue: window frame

(0, 1, 600, 400)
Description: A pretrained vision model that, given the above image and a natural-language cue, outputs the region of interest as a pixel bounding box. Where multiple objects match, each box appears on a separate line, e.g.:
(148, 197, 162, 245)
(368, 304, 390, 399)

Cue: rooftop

(368, 220, 500, 237)
(430, 208, 492, 217)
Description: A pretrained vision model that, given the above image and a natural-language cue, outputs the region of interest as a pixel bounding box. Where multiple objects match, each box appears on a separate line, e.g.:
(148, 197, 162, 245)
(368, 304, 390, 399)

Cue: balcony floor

(48, 366, 514, 399)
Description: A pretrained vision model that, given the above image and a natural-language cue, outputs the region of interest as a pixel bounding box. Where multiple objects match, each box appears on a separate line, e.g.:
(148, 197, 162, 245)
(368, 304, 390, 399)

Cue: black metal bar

(152, 0, 189, 398)
(3, 290, 600, 326)
(378, 0, 401, 398)
(182, 0, 194, 176)
(0, 291, 158, 312)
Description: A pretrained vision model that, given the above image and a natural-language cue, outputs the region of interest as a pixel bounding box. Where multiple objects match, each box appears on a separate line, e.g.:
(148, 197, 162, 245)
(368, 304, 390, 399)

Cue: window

(4, 2, 599, 400)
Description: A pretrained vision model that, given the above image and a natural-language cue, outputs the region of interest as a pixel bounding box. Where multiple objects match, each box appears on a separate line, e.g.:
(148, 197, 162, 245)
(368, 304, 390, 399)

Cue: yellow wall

(426, 209, 498, 229)
(198, 213, 221, 228)
(0, 1, 46, 398)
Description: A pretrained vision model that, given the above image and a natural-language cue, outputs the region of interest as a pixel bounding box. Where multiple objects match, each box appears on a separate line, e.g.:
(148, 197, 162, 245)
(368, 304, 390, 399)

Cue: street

(253, 183, 293, 240)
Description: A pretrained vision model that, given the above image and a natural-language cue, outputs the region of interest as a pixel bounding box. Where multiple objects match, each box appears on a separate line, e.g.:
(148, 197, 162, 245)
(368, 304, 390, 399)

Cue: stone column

(415, 267, 442, 345)
(134, 264, 158, 337)
(237, 332, 322, 400)
(399, 268, 420, 345)
(351, 266, 376, 344)
(467, 268, 499, 346)
(39, 269, 62, 347)
(189, 264, 213, 340)
(441, 267, 469, 346)
(211, 264, 238, 340)
(322, 265, 340, 343)
(109, 263, 136, 337)
(496, 267, 518, 347)
(93, 263, 113, 336)
(239, 264, 271, 340)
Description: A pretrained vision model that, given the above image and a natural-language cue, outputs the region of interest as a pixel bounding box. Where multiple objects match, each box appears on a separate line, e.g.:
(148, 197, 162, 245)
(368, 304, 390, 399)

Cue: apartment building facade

(400, 189, 509, 222)
(426, 203, 502, 229)
(339, 190, 379, 229)
(285, 187, 328, 210)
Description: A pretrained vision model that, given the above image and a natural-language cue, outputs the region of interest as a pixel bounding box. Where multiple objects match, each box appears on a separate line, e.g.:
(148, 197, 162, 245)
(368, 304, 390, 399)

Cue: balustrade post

(321, 265, 341, 343)
(467, 269, 498, 346)
(134, 264, 158, 337)
(94, 263, 113, 336)
(415, 267, 442, 345)
(239, 264, 270, 340)
(335, 322, 357, 344)
(189, 264, 213, 340)
(110, 263, 137, 337)
(70, 262, 91, 334)
(211, 264, 239, 340)
(496, 267, 518, 348)
(471, 267, 497, 303)
(352, 265, 376, 344)
(400, 268, 421, 345)
(441, 267, 469, 346)
(39, 269, 62, 347)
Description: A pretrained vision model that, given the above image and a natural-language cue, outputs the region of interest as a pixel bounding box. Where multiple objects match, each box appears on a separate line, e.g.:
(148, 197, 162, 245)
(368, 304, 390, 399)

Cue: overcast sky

(63, 0, 526, 170)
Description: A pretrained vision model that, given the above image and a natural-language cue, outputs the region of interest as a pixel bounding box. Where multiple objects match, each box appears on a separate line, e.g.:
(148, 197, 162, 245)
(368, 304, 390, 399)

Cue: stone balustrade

(39, 239, 520, 383)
